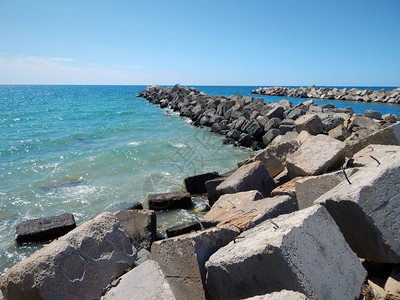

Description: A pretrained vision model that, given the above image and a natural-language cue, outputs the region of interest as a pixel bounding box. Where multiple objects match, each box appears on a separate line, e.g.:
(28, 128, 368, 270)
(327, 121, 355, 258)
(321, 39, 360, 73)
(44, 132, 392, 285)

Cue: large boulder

(148, 192, 192, 210)
(151, 225, 240, 300)
(184, 172, 220, 195)
(216, 161, 276, 197)
(315, 148, 400, 263)
(294, 114, 323, 135)
(295, 168, 359, 210)
(15, 213, 76, 243)
(114, 209, 156, 251)
(286, 134, 346, 178)
(101, 260, 176, 300)
(1, 212, 136, 300)
(202, 192, 297, 230)
(205, 205, 366, 300)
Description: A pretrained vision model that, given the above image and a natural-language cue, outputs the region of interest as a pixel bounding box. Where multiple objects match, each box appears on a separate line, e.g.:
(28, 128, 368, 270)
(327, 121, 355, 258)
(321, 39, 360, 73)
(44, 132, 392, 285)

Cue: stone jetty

(2, 85, 400, 299)
(251, 85, 400, 104)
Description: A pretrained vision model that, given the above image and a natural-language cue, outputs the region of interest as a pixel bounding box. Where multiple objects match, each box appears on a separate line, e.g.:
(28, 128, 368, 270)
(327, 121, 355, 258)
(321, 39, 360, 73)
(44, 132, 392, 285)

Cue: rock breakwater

(251, 86, 400, 104)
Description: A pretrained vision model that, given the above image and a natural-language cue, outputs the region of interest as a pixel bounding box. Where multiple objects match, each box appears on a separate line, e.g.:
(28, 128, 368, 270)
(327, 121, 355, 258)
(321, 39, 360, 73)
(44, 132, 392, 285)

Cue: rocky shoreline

(1, 85, 400, 299)
(251, 85, 400, 104)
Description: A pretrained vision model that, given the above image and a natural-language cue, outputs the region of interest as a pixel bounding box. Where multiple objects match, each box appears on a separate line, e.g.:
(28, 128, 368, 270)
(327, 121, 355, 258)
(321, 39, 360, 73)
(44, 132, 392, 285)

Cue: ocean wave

(169, 142, 187, 148)
(127, 141, 142, 146)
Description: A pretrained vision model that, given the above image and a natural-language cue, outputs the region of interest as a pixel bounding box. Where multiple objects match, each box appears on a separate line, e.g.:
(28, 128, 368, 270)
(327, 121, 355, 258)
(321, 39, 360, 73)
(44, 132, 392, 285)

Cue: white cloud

(0, 55, 180, 85)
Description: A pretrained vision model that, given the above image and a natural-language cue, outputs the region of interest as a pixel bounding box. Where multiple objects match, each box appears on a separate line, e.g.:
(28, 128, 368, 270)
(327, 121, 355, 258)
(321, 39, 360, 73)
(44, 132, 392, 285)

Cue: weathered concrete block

(15, 213, 76, 243)
(205, 205, 366, 300)
(270, 131, 299, 145)
(286, 134, 346, 178)
(295, 168, 358, 210)
(184, 172, 220, 195)
(102, 260, 176, 300)
(202, 191, 297, 230)
(315, 150, 400, 263)
(266, 105, 285, 119)
(152, 226, 240, 300)
(206, 177, 226, 206)
(350, 144, 400, 167)
(114, 209, 156, 251)
(1, 212, 136, 300)
(148, 192, 192, 210)
(328, 124, 350, 141)
(216, 161, 276, 197)
(244, 290, 309, 299)
(166, 221, 217, 238)
(294, 114, 323, 135)
(253, 141, 299, 177)
(270, 176, 306, 206)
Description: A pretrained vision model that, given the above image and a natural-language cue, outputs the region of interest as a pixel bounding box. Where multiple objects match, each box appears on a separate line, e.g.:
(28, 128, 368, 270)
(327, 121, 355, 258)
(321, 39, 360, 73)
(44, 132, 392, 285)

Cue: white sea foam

(169, 142, 187, 148)
(127, 141, 142, 146)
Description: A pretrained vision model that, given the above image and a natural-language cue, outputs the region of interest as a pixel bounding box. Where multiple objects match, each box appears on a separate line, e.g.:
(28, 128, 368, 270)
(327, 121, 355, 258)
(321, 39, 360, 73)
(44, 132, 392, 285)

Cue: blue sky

(0, 0, 399, 86)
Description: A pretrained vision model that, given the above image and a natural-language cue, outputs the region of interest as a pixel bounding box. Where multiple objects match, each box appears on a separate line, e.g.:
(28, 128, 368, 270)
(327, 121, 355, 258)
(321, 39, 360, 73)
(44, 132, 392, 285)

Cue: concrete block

(350, 144, 400, 167)
(294, 114, 324, 135)
(101, 260, 176, 300)
(244, 290, 309, 299)
(1, 212, 136, 300)
(216, 161, 276, 197)
(152, 226, 240, 300)
(315, 150, 400, 263)
(114, 209, 156, 251)
(184, 172, 220, 195)
(205, 205, 366, 300)
(202, 192, 297, 230)
(15, 213, 76, 243)
(295, 168, 358, 210)
(270, 176, 306, 206)
(286, 134, 346, 178)
(148, 192, 192, 210)
(206, 177, 226, 206)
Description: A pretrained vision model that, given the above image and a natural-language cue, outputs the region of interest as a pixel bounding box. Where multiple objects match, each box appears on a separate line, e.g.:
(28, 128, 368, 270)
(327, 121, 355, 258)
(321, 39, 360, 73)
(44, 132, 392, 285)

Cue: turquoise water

(0, 85, 399, 280)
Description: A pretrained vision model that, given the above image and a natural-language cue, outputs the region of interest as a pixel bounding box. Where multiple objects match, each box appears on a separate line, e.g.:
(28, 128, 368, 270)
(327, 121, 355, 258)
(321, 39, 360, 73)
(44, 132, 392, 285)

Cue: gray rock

(286, 134, 346, 178)
(294, 114, 324, 135)
(328, 124, 350, 141)
(135, 249, 152, 265)
(382, 113, 397, 123)
(148, 192, 192, 210)
(364, 110, 382, 120)
(203, 192, 297, 230)
(238, 134, 255, 148)
(216, 161, 276, 197)
(264, 117, 281, 132)
(295, 168, 358, 210)
(315, 147, 400, 263)
(285, 108, 305, 120)
(1, 212, 136, 300)
(165, 221, 217, 238)
(244, 290, 309, 300)
(262, 129, 280, 146)
(206, 177, 226, 206)
(184, 172, 220, 195)
(15, 213, 76, 243)
(205, 205, 366, 300)
(114, 209, 156, 251)
(270, 131, 299, 145)
(279, 124, 295, 135)
(101, 260, 175, 300)
(266, 105, 285, 119)
(152, 225, 240, 300)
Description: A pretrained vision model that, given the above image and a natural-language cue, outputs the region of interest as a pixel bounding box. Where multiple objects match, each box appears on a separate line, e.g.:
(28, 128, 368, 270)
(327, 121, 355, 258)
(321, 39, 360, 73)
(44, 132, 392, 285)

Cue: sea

(0, 85, 399, 280)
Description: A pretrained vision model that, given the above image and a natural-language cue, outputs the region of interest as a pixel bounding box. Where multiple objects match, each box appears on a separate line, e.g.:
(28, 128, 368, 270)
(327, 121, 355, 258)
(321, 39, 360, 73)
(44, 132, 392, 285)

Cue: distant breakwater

(138, 84, 399, 151)
(251, 86, 400, 104)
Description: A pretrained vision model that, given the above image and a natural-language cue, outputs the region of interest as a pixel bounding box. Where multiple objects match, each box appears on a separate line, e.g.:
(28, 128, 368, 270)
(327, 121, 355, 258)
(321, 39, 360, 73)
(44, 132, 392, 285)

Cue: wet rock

(1, 212, 136, 300)
(101, 260, 175, 300)
(286, 134, 347, 178)
(205, 205, 366, 300)
(216, 161, 276, 197)
(316, 149, 400, 263)
(15, 213, 76, 244)
(166, 221, 217, 238)
(238, 134, 255, 148)
(152, 225, 239, 300)
(184, 172, 220, 195)
(294, 114, 324, 135)
(148, 192, 192, 210)
(206, 177, 226, 206)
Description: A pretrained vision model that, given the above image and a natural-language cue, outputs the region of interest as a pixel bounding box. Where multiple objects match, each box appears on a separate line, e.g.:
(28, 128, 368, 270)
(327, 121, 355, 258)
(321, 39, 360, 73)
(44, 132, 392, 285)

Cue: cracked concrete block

(205, 205, 366, 300)
(101, 260, 176, 300)
(151, 225, 239, 300)
(315, 150, 400, 263)
(350, 144, 400, 167)
(1, 212, 136, 300)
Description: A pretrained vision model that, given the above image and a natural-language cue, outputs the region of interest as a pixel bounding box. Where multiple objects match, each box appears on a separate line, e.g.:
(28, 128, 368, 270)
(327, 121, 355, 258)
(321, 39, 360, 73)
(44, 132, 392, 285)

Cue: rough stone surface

(270, 131, 299, 145)
(294, 114, 324, 135)
(216, 161, 276, 197)
(205, 205, 366, 300)
(315, 150, 400, 263)
(286, 134, 346, 178)
(15, 213, 76, 243)
(148, 192, 192, 210)
(203, 192, 297, 230)
(166, 221, 217, 238)
(101, 260, 176, 300)
(114, 209, 156, 251)
(270, 176, 306, 206)
(295, 168, 359, 210)
(206, 177, 226, 206)
(350, 144, 400, 167)
(1, 212, 136, 300)
(152, 226, 240, 300)
(244, 290, 309, 300)
(328, 125, 350, 141)
(184, 172, 220, 195)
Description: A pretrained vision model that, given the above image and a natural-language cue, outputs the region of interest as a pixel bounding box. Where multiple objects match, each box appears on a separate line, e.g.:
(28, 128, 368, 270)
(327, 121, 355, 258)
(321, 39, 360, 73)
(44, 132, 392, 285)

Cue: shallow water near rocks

(0, 84, 399, 282)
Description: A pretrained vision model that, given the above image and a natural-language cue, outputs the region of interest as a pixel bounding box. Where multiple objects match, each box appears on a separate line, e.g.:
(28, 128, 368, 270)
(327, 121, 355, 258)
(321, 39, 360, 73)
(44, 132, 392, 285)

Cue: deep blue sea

(0, 84, 399, 279)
